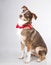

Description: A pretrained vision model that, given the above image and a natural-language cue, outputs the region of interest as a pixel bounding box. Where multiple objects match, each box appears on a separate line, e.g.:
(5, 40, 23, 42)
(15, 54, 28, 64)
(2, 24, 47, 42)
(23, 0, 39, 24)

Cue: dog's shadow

(31, 55, 38, 62)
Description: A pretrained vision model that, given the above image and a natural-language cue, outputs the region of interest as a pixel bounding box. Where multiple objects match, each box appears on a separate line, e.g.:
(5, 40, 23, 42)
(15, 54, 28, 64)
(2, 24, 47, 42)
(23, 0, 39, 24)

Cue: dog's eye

(21, 9, 25, 13)
(19, 15, 22, 18)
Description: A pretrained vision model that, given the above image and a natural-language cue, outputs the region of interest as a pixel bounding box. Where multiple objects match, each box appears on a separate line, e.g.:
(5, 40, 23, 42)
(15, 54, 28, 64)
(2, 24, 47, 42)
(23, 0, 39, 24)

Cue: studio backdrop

(0, 0, 51, 65)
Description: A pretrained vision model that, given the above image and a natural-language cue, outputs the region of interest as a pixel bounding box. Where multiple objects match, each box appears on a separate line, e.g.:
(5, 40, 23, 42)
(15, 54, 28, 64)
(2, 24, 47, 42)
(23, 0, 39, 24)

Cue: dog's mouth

(19, 14, 31, 23)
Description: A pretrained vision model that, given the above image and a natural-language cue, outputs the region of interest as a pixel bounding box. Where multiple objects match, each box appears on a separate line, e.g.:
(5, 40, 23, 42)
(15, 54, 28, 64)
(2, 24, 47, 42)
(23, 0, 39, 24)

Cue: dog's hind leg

(35, 46, 46, 62)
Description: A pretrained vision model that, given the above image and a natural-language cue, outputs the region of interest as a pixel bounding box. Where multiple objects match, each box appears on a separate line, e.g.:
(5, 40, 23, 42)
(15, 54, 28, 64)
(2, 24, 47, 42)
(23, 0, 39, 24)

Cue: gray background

(0, 0, 51, 65)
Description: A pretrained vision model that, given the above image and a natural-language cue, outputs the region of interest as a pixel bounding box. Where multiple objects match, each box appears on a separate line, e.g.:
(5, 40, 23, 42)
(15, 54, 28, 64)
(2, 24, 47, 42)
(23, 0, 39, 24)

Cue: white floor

(0, 48, 51, 65)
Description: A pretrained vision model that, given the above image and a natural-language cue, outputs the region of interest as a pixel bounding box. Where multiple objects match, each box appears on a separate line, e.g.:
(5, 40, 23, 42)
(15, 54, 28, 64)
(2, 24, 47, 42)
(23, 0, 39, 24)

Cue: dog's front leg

(19, 42, 25, 59)
(25, 44, 31, 63)
(25, 51, 31, 63)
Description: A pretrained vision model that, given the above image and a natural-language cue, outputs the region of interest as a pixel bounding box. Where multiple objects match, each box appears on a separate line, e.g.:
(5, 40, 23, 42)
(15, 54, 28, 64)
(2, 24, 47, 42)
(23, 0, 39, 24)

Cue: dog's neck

(16, 23, 32, 29)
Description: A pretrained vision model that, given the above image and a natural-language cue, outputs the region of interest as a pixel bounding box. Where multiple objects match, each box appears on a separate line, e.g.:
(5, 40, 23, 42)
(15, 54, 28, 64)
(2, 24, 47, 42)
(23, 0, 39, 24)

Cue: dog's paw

(24, 59, 30, 64)
(37, 58, 41, 62)
(18, 55, 24, 59)
(25, 60, 30, 64)
(37, 57, 45, 62)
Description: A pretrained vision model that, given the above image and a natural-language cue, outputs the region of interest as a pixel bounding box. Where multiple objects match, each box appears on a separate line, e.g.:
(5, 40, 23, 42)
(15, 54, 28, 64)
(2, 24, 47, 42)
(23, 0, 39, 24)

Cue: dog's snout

(19, 15, 22, 18)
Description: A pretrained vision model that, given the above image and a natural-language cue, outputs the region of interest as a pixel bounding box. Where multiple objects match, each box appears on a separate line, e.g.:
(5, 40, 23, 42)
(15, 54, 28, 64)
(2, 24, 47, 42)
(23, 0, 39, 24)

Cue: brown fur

(21, 28, 47, 53)
(21, 42, 25, 50)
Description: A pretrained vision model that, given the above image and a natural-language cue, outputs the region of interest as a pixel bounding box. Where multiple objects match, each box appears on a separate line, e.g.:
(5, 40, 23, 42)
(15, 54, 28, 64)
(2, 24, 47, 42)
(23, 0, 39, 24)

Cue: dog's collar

(16, 24, 32, 29)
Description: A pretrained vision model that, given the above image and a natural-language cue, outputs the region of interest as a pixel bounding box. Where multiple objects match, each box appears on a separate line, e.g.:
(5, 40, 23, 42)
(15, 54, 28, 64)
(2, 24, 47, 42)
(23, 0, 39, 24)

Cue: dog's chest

(17, 29, 26, 42)
(17, 29, 22, 36)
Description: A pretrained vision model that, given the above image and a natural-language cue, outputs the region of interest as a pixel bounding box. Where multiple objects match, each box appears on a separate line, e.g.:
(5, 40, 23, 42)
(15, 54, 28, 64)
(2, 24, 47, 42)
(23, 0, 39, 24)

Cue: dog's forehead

(24, 11, 32, 16)
(25, 11, 31, 14)
(20, 9, 29, 15)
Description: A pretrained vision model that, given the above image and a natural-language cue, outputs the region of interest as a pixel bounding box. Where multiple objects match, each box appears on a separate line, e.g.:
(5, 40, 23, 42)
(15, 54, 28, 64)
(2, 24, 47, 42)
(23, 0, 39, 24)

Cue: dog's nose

(19, 15, 22, 18)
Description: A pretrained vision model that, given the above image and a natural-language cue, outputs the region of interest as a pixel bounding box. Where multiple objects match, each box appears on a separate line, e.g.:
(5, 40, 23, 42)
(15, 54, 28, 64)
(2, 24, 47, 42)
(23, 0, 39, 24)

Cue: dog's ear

(21, 6, 28, 10)
(21, 6, 28, 12)
(32, 13, 37, 20)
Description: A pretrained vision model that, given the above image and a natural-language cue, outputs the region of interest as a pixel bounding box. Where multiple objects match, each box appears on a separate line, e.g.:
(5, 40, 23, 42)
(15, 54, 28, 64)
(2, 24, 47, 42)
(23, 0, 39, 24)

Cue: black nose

(19, 15, 22, 18)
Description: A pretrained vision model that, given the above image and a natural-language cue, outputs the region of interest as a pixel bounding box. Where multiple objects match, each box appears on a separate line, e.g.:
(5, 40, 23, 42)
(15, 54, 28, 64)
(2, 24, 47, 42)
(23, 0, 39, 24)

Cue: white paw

(37, 58, 41, 62)
(25, 60, 30, 64)
(25, 58, 30, 63)
(37, 57, 45, 62)
(18, 55, 24, 59)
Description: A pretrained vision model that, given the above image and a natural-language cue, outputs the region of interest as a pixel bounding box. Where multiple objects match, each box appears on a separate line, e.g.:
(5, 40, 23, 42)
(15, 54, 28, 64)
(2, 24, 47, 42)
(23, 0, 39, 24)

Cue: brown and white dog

(16, 6, 47, 63)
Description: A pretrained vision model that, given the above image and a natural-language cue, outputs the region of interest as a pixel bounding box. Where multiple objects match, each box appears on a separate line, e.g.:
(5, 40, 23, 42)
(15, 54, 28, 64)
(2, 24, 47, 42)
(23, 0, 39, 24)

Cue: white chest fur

(16, 28, 26, 45)
(17, 28, 22, 39)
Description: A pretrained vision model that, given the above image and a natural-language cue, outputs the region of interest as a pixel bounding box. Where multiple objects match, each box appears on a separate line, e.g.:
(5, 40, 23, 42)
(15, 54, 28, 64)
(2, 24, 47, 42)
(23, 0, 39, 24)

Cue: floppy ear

(32, 13, 37, 20)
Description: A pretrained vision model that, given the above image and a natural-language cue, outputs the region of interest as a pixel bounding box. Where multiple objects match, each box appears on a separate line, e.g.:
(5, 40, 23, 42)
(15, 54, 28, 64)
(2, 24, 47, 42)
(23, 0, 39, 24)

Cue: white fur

(19, 50, 24, 59)
(17, 18, 27, 26)
(25, 51, 31, 63)
(20, 46, 27, 58)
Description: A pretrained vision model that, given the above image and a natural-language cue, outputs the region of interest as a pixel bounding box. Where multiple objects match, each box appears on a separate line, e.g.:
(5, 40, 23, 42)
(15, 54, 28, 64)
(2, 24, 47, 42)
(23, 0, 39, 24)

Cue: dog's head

(18, 6, 37, 25)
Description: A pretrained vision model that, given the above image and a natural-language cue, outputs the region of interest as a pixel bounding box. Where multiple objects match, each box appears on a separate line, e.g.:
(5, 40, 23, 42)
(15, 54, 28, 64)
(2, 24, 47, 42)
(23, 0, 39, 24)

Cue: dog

(16, 6, 47, 63)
